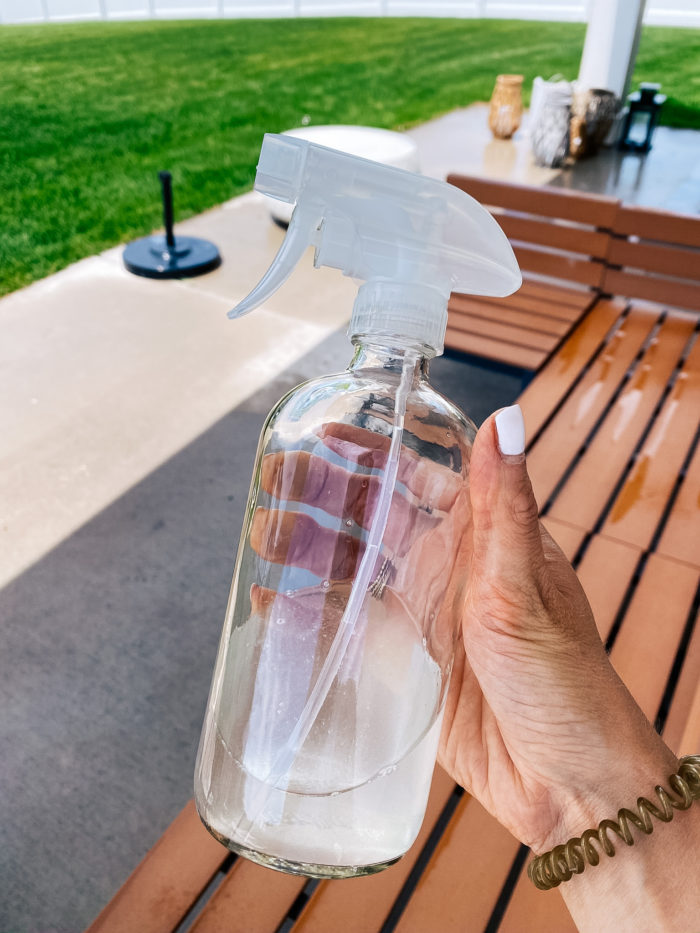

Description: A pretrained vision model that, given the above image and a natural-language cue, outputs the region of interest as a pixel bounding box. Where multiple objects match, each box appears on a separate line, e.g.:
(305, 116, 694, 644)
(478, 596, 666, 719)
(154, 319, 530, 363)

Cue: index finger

(319, 423, 463, 512)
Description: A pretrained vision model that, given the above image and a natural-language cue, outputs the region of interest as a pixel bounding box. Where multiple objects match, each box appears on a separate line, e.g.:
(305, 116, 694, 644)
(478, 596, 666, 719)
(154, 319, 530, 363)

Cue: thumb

(469, 405, 546, 587)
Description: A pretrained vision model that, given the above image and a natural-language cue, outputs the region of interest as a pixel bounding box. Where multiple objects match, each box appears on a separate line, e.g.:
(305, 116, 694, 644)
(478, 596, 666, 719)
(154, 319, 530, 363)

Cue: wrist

(556, 771, 700, 933)
(534, 731, 679, 856)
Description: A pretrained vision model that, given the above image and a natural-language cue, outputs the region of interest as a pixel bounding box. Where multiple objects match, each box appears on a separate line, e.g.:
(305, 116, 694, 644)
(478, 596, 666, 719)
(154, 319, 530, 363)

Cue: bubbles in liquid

(345, 519, 353, 527)
(285, 589, 295, 598)
(275, 617, 287, 625)
(322, 580, 330, 589)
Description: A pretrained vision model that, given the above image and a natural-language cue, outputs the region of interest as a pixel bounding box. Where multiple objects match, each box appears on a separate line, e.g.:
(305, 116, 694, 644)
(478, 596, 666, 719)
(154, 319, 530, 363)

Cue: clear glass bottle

(195, 336, 475, 877)
(193, 132, 520, 879)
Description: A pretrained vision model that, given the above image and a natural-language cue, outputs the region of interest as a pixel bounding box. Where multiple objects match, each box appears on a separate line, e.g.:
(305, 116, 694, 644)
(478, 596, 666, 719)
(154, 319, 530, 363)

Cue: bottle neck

(348, 337, 431, 383)
(350, 282, 448, 357)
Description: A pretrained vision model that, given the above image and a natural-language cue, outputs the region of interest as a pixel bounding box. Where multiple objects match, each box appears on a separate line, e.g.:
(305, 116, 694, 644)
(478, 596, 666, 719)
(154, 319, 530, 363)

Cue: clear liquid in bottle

(195, 341, 475, 877)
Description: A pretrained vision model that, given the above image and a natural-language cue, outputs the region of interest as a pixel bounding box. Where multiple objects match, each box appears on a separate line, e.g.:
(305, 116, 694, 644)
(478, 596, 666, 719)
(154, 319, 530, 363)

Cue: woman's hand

(449, 405, 700, 933)
(438, 405, 678, 855)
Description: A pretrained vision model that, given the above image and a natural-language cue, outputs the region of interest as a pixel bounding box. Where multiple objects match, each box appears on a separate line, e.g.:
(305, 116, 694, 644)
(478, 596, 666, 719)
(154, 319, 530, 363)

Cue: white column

(577, 0, 647, 98)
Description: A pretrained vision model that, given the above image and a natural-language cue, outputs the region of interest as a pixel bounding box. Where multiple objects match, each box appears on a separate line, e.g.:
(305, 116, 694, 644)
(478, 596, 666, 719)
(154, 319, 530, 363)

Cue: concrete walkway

(1, 104, 697, 933)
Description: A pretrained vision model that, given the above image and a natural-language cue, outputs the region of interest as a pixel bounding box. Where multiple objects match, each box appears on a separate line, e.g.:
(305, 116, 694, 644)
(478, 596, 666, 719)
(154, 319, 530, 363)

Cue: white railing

(1, 0, 697, 27)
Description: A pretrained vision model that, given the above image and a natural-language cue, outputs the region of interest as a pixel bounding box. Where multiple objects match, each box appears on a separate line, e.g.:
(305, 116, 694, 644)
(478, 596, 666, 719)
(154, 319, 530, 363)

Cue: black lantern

(619, 83, 666, 153)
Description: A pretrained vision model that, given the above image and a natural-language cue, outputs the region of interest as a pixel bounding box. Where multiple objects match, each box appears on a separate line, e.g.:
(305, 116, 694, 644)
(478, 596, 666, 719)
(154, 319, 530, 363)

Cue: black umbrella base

(123, 234, 221, 279)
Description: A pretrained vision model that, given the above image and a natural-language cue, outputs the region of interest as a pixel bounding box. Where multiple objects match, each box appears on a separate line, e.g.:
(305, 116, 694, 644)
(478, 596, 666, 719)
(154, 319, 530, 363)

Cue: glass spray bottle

(194, 134, 521, 879)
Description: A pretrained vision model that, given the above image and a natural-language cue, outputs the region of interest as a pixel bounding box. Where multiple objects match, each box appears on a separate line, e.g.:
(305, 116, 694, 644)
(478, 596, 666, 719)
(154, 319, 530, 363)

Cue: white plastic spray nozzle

(230, 133, 521, 355)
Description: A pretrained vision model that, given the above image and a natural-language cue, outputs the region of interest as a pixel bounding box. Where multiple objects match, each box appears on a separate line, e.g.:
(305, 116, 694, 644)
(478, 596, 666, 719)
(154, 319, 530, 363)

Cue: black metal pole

(123, 169, 221, 279)
(159, 171, 176, 249)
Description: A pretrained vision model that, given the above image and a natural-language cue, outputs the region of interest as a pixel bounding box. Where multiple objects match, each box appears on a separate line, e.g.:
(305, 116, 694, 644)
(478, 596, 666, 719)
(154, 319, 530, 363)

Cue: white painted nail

(495, 405, 525, 456)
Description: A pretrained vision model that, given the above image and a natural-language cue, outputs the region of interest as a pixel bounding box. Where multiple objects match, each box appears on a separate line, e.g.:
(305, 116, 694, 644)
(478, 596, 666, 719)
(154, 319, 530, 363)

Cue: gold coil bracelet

(528, 754, 700, 890)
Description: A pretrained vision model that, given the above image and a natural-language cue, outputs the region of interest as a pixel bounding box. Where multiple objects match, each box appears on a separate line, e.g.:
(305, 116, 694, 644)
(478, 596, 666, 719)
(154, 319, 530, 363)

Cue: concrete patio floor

(1, 103, 698, 933)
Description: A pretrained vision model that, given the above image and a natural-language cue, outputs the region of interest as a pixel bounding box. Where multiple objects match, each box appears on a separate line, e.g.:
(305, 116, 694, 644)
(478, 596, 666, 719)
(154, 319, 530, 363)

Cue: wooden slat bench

(87, 199, 700, 933)
(445, 176, 618, 371)
(604, 204, 700, 313)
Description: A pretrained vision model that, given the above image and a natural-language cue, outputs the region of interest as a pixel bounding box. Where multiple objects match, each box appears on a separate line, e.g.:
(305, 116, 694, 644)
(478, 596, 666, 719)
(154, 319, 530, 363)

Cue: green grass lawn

(1, 17, 699, 296)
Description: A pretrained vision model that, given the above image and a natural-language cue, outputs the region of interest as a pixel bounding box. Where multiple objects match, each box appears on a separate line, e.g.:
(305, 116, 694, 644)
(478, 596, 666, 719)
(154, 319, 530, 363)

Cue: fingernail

(495, 405, 525, 456)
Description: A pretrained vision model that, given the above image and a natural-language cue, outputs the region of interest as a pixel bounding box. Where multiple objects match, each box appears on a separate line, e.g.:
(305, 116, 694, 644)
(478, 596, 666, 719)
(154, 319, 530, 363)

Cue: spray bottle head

(230, 134, 521, 356)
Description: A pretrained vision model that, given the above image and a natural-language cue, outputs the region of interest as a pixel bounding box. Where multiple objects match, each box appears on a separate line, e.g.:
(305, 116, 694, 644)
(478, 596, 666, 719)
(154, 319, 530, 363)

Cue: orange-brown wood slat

(527, 304, 659, 507)
(679, 679, 700, 754)
(497, 868, 577, 933)
(517, 299, 626, 441)
(85, 800, 228, 933)
(498, 213, 611, 258)
(657, 438, 700, 569)
(577, 535, 643, 643)
(444, 327, 545, 371)
(612, 204, 700, 249)
(471, 290, 588, 321)
(189, 858, 307, 933)
(609, 554, 699, 723)
(602, 331, 700, 551)
(446, 310, 559, 352)
(449, 296, 573, 336)
(662, 601, 700, 755)
(607, 237, 700, 282)
(540, 516, 587, 562)
(446, 174, 619, 227)
(549, 312, 697, 531)
(517, 279, 593, 310)
(601, 268, 700, 312)
(392, 795, 521, 933)
(514, 245, 606, 288)
(291, 768, 456, 933)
